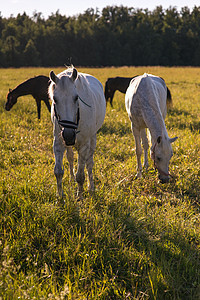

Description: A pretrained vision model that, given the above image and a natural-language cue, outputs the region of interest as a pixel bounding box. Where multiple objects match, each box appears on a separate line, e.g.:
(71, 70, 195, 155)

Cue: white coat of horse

(125, 73, 178, 183)
(49, 67, 106, 197)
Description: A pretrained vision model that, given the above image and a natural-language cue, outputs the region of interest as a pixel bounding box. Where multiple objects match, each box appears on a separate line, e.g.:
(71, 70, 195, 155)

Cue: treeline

(0, 5, 200, 67)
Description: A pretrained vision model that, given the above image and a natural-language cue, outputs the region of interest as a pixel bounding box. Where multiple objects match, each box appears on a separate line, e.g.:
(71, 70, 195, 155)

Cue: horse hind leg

(110, 91, 115, 107)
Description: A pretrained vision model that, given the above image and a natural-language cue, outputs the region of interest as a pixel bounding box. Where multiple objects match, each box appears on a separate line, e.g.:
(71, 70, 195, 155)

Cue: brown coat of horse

(105, 76, 172, 108)
(5, 75, 51, 119)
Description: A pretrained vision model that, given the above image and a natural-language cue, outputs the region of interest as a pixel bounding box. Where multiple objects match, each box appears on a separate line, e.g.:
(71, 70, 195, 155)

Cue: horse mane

(138, 74, 166, 132)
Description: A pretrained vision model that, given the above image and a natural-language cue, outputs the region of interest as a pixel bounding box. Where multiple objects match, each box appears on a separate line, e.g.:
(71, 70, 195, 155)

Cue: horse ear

(50, 71, 59, 84)
(157, 136, 162, 144)
(71, 68, 78, 82)
(169, 137, 178, 143)
(9, 88, 12, 92)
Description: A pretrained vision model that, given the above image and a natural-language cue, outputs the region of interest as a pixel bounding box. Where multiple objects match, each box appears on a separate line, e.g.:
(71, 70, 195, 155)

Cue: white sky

(1, 0, 199, 18)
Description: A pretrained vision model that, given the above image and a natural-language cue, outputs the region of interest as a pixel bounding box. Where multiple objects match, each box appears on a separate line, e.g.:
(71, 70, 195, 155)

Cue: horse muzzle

(62, 128, 76, 146)
(5, 103, 11, 111)
(158, 174, 170, 184)
(54, 104, 80, 146)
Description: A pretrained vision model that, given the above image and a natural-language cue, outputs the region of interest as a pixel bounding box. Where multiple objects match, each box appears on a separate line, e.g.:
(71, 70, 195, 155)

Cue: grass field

(0, 66, 200, 299)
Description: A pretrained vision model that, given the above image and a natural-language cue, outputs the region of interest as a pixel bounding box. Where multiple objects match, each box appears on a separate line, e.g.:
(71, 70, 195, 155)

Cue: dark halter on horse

(53, 96, 91, 146)
(53, 102, 79, 146)
(54, 102, 80, 129)
(151, 141, 173, 179)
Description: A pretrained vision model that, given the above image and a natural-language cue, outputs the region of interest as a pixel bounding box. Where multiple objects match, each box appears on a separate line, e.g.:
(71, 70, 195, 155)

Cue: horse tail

(166, 87, 173, 110)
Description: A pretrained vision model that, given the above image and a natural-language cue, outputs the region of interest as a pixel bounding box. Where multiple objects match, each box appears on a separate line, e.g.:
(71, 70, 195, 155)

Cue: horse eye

(156, 156, 161, 161)
(74, 95, 79, 102)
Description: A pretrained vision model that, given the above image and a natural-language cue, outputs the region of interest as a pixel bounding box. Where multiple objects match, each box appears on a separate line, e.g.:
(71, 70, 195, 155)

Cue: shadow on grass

(86, 191, 200, 299)
(168, 108, 200, 133)
(99, 121, 132, 137)
(2, 183, 199, 299)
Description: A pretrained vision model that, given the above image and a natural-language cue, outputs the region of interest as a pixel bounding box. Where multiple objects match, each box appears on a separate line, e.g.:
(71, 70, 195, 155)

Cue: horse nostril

(62, 128, 76, 146)
(5, 104, 10, 111)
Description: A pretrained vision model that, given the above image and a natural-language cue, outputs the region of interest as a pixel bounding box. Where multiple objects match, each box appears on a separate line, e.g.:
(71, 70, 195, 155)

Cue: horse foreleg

(132, 125, 142, 178)
(86, 135, 96, 192)
(76, 143, 90, 198)
(141, 129, 149, 170)
(53, 137, 65, 198)
(66, 147, 75, 181)
(35, 99, 41, 119)
(44, 98, 51, 113)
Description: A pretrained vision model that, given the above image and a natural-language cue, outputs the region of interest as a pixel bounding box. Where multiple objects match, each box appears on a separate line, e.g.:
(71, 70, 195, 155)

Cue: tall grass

(0, 67, 200, 299)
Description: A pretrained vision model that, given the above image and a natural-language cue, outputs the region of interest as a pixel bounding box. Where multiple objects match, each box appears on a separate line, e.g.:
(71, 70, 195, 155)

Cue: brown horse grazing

(5, 75, 51, 119)
(104, 76, 172, 108)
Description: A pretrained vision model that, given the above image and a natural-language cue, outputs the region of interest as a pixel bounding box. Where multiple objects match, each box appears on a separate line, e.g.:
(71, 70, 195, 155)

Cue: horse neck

(141, 99, 168, 144)
(76, 75, 91, 99)
(138, 76, 168, 143)
(147, 113, 168, 146)
(12, 80, 34, 98)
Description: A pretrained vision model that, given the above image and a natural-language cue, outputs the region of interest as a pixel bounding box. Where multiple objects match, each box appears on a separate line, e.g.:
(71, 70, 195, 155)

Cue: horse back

(106, 77, 133, 93)
(125, 74, 167, 123)
(130, 74, 167, 99)
(12, 75, 50, 100)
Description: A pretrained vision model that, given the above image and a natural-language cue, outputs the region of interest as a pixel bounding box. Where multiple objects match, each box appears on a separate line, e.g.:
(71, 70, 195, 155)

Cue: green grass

(0, 67, 200, 299)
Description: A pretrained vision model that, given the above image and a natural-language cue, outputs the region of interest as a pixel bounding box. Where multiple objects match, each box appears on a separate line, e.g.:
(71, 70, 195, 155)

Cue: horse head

(49, 68, 79, 146)
(151, 135, 178, 183)
(5, 89, 17, 111)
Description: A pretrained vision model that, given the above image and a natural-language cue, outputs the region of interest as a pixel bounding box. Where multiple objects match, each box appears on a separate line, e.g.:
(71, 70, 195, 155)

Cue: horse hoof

(76, 189, 83, 201)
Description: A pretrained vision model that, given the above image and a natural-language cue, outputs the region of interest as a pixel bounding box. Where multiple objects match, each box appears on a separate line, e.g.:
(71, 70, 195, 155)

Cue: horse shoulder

(31, 76, 50, 99)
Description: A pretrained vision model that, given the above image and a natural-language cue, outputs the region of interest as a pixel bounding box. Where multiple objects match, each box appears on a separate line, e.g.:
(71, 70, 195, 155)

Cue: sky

(1, 0, 199, 19)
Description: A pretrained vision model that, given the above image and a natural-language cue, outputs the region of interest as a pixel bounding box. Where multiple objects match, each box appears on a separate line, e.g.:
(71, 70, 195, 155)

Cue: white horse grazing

(49, 67, 106, 197)
(125, 73, 178, 183)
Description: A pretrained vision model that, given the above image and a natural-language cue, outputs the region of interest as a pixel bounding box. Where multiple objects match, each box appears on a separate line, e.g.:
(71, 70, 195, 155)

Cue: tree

(0, 6, 200, 66)
(23, 39, 40, 66)
(2, 36, 19, 67)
